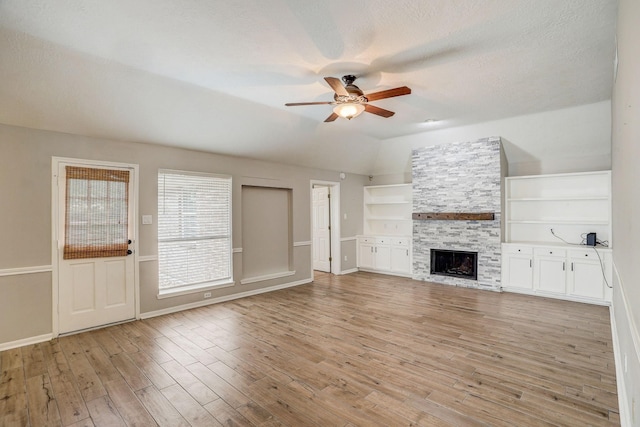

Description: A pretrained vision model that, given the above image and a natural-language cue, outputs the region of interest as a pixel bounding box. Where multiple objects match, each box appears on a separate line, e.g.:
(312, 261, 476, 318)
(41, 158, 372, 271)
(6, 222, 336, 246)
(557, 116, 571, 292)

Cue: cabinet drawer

(569, 249, 601, 259)
(376, 237, 390, 245)
(533, 248, 566, 258)
(391, 237, 410, 246)
(358, 236, 375, 244)
(504, 245, 532, 255)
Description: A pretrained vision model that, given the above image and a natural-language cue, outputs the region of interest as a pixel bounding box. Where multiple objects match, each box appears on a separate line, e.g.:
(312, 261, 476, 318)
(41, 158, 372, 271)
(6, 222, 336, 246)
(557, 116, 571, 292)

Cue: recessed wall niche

(241, 185, 293, 282)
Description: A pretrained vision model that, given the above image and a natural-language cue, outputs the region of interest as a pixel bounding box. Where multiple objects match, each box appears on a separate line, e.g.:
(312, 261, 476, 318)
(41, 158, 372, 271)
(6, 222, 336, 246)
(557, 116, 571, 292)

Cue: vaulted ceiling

(0, 1, 618, 175)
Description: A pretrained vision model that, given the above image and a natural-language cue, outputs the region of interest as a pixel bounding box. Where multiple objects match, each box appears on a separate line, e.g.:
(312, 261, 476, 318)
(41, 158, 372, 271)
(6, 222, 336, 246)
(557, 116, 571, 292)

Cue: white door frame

(310, 180, 340, 277)
(51, 157, 140, 337)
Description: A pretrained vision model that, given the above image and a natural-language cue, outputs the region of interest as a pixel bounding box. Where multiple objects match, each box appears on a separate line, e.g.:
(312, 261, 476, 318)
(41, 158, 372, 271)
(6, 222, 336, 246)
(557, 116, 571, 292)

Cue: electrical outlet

(344, 255, 347, 261)
(204, 292, 211, 299)
(625, 354, 628, 373)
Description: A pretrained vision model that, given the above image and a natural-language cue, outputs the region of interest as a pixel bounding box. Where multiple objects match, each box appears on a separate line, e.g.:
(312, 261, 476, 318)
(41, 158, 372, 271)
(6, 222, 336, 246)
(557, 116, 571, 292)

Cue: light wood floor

(1, 272, 620, 426)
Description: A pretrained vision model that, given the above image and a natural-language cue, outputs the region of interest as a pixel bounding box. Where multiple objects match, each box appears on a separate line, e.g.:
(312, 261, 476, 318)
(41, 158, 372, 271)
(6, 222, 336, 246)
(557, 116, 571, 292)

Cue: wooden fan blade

(324, 112, 339, 122)
(365, 86, 411, 102)
(324, 77, 349, 96)
(364, 104, 395, 118)
(285, 102, 333, 106)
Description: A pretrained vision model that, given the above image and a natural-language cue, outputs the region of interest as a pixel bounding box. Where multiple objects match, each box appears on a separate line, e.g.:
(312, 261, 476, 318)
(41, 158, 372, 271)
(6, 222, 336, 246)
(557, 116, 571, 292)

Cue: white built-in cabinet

(501, 171, 612, 305)
(358, 184, 412, 277)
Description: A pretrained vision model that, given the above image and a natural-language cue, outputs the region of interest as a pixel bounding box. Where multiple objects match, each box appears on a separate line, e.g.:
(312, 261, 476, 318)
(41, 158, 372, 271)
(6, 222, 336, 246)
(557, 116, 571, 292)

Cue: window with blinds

(64, 166, 130, 259)
(157, 170, 232, 292)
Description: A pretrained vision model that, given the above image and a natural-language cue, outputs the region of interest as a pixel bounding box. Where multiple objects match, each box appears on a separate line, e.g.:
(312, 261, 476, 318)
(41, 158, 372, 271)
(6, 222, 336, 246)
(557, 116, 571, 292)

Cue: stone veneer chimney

(412, 137, 507, 291)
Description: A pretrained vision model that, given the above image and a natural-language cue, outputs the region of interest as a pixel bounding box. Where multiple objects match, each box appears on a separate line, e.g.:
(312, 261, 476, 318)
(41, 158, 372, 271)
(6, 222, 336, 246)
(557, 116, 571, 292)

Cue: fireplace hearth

(430, 249, 478, 280)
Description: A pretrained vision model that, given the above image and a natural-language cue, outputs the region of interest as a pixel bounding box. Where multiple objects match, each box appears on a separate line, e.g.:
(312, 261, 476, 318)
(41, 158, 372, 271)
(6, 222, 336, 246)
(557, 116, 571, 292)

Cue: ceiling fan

(285, 75, 411, 122)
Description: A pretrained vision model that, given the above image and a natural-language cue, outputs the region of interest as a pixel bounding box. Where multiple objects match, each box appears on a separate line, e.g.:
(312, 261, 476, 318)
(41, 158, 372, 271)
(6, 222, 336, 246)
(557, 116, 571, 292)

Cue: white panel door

(535, 257, 566, 294)
(312, 186, 331, 272)
(569, 259, 605, 299)
(504, 254, 533, 290)
(56, 161, 136, 334)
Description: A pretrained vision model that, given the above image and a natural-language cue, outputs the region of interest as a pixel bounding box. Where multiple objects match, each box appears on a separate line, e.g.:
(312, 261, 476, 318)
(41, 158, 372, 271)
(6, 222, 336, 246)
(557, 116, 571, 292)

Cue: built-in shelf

(366, 201, 412, 205)
(507, 196, 609, 202)
(505, 171, 611, 245)
(363, 184, 413, 236)
(360, 184, 413, 277)
(507, 220, 609, 225)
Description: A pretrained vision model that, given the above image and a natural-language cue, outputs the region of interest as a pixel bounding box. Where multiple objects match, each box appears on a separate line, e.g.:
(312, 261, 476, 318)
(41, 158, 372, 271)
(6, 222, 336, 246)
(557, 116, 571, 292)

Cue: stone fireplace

(412, 137, 506, 291)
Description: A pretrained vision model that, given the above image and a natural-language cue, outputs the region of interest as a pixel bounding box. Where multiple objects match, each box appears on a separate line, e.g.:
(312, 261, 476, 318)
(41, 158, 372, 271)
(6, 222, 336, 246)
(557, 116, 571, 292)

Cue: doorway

(312, 185, 331, 272)
(52, 158, 138, 335)
(311, 181, 340, 275)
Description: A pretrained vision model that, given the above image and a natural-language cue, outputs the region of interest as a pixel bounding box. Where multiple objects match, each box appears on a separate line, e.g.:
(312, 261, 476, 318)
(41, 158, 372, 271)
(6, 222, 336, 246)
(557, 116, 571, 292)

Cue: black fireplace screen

(430, 249, 478, 280)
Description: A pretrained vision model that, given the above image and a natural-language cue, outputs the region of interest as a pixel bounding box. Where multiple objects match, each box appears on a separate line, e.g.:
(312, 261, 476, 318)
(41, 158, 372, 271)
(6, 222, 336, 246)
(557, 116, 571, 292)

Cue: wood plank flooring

(0, 272, 620, 426)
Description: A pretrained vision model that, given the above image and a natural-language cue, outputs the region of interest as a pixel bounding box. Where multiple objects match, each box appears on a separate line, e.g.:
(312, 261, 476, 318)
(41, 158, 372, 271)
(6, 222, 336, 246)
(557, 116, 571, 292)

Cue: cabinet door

(358, 243, 375, 269)
(569, 259, 605, 299)
(391, 246, 411, 274)
(535, 257, 566, 294)
(375, 245, 392, 271)
(503, 254, 533, 290)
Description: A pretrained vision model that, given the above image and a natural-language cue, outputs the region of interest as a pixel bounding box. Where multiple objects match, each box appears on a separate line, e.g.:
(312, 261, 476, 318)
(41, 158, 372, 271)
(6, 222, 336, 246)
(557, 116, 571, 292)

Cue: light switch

(142, 215, 153, 225)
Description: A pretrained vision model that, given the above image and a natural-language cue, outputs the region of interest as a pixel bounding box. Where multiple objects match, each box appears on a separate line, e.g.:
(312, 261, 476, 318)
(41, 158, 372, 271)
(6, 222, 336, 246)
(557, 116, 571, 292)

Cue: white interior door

(312, 186, 331, 272)
(56, 160, 136, 334)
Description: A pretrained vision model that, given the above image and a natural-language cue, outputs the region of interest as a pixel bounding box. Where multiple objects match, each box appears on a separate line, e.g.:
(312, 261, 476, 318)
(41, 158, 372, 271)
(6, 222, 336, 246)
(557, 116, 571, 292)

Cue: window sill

(240, 270, 295, 285)
(157, 279, 235, 299)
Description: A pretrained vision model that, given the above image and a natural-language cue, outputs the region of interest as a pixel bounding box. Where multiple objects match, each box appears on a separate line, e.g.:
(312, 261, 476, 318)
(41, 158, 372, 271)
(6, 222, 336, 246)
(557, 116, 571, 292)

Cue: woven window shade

(64, 166, 130, 260)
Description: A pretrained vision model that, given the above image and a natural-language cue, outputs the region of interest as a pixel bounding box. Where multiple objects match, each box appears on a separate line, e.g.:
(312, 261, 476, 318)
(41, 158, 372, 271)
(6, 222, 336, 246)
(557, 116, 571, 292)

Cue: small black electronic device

(586, 232, 597, 246)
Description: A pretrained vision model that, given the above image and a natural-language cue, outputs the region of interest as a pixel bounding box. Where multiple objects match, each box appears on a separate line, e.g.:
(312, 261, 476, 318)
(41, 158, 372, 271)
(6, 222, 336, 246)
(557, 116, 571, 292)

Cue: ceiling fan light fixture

(333, 103, 365, 120)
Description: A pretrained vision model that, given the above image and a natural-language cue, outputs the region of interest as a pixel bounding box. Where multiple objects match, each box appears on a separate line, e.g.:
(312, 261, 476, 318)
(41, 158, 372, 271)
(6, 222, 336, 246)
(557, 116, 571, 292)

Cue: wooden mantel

(412, 212, 495, 221)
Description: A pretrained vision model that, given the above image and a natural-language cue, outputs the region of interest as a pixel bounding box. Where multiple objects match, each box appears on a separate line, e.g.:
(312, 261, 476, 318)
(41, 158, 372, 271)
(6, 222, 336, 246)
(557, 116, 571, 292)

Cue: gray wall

(611, 0, 640, 423)
(412, 137, 504, 291)
(0, 123, 366, 345)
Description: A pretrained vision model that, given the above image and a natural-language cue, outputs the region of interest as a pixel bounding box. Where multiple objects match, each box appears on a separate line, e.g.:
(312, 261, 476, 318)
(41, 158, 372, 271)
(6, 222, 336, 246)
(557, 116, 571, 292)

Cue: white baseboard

(610, 261, 639, 427)
(610, 303, 631, 426)
(501, 287, 611, 306)
(339, 268, 359, 275)
(141, 277, 312, 319)
(0, 333, 53, 352)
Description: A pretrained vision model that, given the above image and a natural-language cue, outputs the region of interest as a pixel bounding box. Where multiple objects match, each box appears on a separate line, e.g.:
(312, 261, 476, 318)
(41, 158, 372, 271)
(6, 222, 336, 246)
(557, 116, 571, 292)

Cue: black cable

(550, 228, 582, 246)
(550, 229, 611, 289)
(592, 246, 612, 289)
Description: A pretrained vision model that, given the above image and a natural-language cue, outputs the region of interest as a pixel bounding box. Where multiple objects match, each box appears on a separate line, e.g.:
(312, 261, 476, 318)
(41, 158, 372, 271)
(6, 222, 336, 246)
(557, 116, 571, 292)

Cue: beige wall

(611, 0, 640, 424)
(0, 123, 367, 344)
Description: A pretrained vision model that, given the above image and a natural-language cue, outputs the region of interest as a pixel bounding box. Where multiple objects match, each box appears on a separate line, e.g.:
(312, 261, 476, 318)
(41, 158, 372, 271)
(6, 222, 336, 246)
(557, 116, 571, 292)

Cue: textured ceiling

(0, 1, 617, 175)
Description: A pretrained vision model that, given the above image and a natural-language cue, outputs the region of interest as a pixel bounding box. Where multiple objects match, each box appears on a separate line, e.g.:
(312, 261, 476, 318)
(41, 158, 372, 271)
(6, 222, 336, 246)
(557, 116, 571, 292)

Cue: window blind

(158, 171, 232, 290)
(64, 166, 130, 260)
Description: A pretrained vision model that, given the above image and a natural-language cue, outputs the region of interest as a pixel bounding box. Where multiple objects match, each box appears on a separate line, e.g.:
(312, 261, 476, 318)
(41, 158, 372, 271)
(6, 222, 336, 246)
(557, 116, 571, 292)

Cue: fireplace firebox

(430, 249, 478, 280)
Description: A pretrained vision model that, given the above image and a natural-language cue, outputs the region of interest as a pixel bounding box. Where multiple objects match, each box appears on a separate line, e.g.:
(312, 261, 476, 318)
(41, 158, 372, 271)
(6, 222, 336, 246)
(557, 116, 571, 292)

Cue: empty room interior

(1, 1, 639, 426)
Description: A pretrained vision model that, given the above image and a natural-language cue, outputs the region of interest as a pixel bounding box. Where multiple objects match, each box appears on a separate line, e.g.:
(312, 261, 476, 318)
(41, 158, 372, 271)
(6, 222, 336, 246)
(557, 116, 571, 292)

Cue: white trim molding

(339, 268, 359, 275)
(138, 255, 158, 263)
(240, 270, 295, 285)
(232, 248, 243, 253)
(610, 261, 639, 427)
(293, 241, 312, 247)
(141, 277, 312, 319)
(157, 280, 235, 299)
(0, 265, 53, 277)
(340, 236, 358, 242)
(0, 333, 53, 352)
